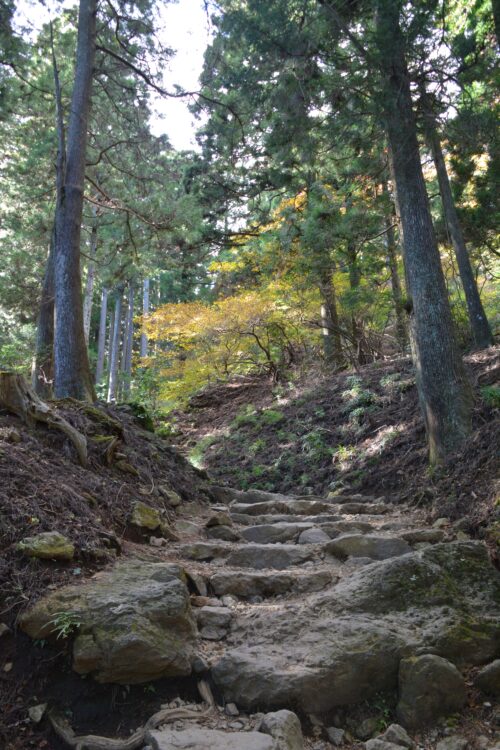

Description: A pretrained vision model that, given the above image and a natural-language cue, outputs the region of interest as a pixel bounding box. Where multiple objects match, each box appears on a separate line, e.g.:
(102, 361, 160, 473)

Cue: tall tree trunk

(140, 277, 150, 358)
(383, 179, 408, 351)
(53, 0, 96, 401)
(318, 271, 344, 368)
(105, 306, 115, 393)
(32, 22, 64, 398)
(107, 289, 122, 403)
(83, 207, 98, 345)
(346, 242, 370, 365)
(32, 231, 55, 397)
(122, 284, 134, 398)
(95, 286, 108, 384)
(376, 0, 472, 463)
(422, 104, 493, 349)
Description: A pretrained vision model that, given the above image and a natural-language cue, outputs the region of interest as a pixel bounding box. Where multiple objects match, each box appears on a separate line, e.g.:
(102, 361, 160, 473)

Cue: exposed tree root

(48, 705, 213, 750)
(0, 372, 87, 466)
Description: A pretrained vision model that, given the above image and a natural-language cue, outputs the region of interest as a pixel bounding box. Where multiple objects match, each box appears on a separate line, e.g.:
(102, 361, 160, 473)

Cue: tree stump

(0, 372, 87, 467)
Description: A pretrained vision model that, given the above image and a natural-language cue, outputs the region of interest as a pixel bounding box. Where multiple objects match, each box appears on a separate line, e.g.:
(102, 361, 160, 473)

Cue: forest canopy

(0, 0, 498, 463)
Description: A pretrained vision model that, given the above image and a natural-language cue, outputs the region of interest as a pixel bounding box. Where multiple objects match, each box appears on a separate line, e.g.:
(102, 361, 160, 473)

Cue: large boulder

(212, 543, 500, 713)
(19, 560, 196, 683)
(396, 655, 466, 728)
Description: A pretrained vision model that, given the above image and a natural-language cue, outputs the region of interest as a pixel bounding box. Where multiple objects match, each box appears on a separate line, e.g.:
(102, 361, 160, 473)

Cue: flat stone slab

(178, 543, 234, 561)
(231, 500, 334, 517)
(325, 534, 411, 561)
(211, 570, 334, 598)
(226, 544, 314, 570)
(242, 523, 314, 544)
(401, 529, 446, 544)
(147, 728, 275, 750)
(231, 513, 342, 526)
(336, 503, 391, 515)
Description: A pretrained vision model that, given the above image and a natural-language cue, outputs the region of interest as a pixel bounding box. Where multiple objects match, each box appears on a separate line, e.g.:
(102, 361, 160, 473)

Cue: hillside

(0, 353, 498, 750)
(172, 348, 499, 529)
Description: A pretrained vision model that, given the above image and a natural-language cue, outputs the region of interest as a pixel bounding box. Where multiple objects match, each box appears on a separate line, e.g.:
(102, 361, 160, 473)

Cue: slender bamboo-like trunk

(54, 0, 97, 401)
(140, 277, 150, 358)
(422, 106, 493, 349)
(121, 284, 134, 398)
(83, 208, 98, 345)
(32, 232, 55, 397)
(383, 180, 408, 351)
(107, 289, 123, 403)
(376, 0, 472, 463)
(95, 286, 108, 384)
(105, 306, 115, 393)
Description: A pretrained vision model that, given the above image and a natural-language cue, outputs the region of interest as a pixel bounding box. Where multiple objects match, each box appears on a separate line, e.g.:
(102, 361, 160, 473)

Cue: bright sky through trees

(14, 0, 211, 149)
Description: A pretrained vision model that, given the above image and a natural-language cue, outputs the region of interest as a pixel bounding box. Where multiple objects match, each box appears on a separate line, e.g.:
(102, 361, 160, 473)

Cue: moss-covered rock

(19, 560, 196, 683)
(17, 531, 74, 560)
(131, 500, 163, 531)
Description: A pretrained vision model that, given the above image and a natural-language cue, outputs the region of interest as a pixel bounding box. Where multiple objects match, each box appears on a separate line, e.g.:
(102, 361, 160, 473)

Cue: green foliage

(481, 386, 500, 408)
(47, 611, 82, 640)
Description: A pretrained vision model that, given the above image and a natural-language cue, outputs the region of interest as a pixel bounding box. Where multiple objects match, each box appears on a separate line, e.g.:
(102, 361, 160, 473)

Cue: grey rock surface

(20, 561, 196, 683)
(325, 534, 411, 561)
(147, 728, 275, 750)
(226, 544, 314, 570)
(260, 709, 304, 750)
(397, 654, 467, 729)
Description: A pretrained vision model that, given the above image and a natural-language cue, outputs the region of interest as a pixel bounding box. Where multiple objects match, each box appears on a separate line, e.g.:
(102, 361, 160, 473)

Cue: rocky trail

(15, 483, 500, 750)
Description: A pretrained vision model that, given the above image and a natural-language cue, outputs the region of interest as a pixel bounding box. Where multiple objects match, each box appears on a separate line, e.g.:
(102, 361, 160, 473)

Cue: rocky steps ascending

(20, 487, 500, 749)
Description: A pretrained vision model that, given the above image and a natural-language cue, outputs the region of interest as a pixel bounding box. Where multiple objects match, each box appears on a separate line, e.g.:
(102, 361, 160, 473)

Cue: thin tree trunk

(54, 0, 97, 401)
(32, 231, 55, 397)
(140, 277, 150, 358)
(107, 289, 123, 403)
(318, 272, 343, 368)
(95, 286, 108, 384)
(105, 306, 115, 394)
(346, 242, 370, 365)
(422, 104, 493, 349)
(83, 207, 98, 345)
(123, 284, 134, 398)
(383, 179, 408, 352)
(376, 0, 472, 463)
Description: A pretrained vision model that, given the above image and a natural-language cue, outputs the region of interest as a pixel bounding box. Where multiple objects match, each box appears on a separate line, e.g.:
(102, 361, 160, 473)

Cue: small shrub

(481, 385, 500, 408)
(260, 409, 285, 425)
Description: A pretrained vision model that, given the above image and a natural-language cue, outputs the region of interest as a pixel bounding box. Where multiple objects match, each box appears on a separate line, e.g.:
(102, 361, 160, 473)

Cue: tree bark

(83, 207, 98, 345)
(422, 105, 493, 350)
(95, 286, 108, 384)
(346, 242, 370, 365)
(382, 180, 408, 352)
(32, 23, 64, 398)
(121, 284, 134, 398)
(318, 272, 344, 368)
(107, 289, 123, 403)
(140, 277, 150, 358)
(53, 0, 97, 401)
(32, 231, 55, 398)
(376, 0, 472, 463)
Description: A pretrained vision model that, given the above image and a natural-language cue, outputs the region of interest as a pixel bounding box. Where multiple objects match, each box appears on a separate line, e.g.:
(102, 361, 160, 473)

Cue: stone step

(147, 727, 276, 750)
(226, 543, 316, 570)
(211, 568, 337, 599)
(241, 522, 316, 544)
(230, 499, 338, 517)
(230, 512, 343, 526)
(324, 534, 411, 561)
(211, 542, 500, 715)
(178, 542, 236, 561)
